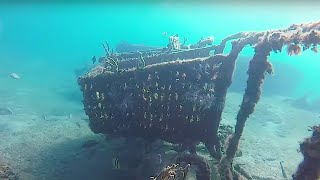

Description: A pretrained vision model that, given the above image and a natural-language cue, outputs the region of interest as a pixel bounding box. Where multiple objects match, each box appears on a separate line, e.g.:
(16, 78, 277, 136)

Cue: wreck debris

(280, 161, 288, 179)
(150, 163, 190, 180)
(212, 21, 319, 180)
(217, 124, 233, 154)
(115, 41, 161, 53)
(175, 153, 211, 180)
(214, 32, 251, 54)
(103, 56, 119, 72)
(99, 36, 216, 71)
(137, 52, 146, 68)
(190, 36, 214, 49)
(181, 37, 187, 46)
(233, 164, 252, 180)
(102, 41, 114, 57)
(293, 125, 320, 180)
(150, 153, 211, 180)
(219, 40, 273, 180)
(168, 34, 181, 50)
(78, 21, 320, 180)
(80, 55, 229, 159)
(170, 35, 214, 50)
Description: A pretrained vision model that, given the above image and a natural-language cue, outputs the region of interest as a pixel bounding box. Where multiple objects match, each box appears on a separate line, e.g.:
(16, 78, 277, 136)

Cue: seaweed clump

(293, 124, 320, 180)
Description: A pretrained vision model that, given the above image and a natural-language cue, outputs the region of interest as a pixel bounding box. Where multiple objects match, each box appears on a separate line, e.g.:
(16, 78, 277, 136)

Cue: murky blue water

(1, 4, 319, 105)
(0, 2, 319, 180)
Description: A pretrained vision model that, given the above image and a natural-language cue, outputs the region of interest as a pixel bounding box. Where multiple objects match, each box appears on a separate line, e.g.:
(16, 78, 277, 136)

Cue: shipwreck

(78, 21, 320, 180)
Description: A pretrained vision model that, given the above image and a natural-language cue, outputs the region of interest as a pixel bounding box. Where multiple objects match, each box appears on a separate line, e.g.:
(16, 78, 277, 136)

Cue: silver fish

(10, 73, 21, 79)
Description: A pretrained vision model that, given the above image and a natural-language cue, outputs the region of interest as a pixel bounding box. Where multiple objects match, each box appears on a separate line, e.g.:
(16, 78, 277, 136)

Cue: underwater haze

(0, 2, 320, 180)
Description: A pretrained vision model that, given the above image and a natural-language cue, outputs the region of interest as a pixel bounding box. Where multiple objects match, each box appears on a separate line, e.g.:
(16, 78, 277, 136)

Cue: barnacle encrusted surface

(78, 21, 320, 180)
(79, 56, 229, 144)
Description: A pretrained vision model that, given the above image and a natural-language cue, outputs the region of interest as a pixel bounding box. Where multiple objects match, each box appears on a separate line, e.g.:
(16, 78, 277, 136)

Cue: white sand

(0, 87, 318, 179)
(222, 93, 319, 180)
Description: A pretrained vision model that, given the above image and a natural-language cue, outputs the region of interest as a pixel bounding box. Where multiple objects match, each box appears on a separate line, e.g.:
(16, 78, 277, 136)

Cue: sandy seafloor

(0, 82, 319, 180)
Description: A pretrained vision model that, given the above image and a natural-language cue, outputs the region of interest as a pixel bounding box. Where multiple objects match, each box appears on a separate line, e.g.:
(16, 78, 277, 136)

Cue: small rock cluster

(0, 163, 18, 180)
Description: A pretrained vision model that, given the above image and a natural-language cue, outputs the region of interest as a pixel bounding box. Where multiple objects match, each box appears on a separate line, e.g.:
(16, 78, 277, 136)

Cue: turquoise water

(0, 2, 319, 179)
(1, 4, 319, 102)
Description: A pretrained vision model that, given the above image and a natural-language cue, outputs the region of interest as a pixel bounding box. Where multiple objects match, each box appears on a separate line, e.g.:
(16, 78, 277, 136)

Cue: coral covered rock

(293, 125, 320, 180)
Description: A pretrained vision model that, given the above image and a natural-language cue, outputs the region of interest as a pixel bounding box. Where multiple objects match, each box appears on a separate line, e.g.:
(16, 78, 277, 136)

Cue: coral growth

(311, 46, 318, 53)
(79, 21, 320, 180)
(150, 153, 211, 180)
(175, 153, 211, 180)
(287, 43, 302, 56)
(217, 124, 234, 154)
(183, 84, 216, 111)
(293, 125, 320, 180)
(211, 21, 320, 180)
(150, 163, 190, 180)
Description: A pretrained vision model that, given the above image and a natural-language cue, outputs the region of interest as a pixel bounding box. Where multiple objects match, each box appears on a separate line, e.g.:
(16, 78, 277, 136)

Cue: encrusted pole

(219, 37, 273, 179)
(214, 22, 320, 179)
(205, 42, 244, 160)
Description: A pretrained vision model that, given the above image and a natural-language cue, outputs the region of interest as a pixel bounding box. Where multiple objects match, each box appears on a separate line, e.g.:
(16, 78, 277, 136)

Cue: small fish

(10, 73, 21, 79)
(112, 157, 121, 169)
(91, 56, 96, 64)
(162, 32, 167, 36)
